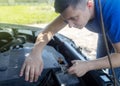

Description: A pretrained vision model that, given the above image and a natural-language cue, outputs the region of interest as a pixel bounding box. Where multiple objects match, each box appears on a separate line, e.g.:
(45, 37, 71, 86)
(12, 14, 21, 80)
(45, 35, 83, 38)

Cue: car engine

(0, 23, 114, 86)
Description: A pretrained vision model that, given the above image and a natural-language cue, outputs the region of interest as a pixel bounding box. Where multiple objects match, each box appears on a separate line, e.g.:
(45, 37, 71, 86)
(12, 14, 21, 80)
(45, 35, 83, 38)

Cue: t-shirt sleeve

(107, 12, 120, 43)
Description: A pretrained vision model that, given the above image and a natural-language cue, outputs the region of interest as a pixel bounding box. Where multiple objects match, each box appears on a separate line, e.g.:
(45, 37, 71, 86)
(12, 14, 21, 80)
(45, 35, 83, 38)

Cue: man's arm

(33, 15, 66, 54)
(20, 15, 67, 82)
(88, 43, 120, 70)
(68, 43, 120, 77)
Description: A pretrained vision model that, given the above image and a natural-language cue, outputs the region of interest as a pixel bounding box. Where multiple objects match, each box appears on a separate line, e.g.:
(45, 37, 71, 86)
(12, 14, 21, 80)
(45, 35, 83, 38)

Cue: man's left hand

(68, 60, 89, 77)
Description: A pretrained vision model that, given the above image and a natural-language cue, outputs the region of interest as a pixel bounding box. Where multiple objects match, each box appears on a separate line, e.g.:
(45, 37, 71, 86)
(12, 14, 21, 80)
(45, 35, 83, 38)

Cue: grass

(0, 3, 58, 24)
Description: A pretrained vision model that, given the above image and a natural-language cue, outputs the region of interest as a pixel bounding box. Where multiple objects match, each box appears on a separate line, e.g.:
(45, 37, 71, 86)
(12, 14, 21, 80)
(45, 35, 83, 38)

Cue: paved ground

(30, 24, 98, 60)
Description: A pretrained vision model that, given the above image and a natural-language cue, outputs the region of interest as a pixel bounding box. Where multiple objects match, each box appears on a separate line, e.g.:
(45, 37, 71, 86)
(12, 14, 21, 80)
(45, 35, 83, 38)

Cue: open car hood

(0, 23, 114, 86)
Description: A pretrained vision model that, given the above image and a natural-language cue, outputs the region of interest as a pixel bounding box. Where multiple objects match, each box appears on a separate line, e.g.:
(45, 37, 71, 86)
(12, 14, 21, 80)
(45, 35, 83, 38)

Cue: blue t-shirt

(86, 0, 120, 43)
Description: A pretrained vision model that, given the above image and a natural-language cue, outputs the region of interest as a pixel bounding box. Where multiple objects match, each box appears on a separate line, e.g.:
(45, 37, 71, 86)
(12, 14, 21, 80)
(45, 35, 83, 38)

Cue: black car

(0, 23, 114, 86)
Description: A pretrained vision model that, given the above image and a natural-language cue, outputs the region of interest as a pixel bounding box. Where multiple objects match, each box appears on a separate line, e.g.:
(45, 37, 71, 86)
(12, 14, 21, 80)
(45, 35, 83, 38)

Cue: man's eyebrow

(60, 14, 66, 20)
(61, 14, 72, 20)
(60, 14, 69, 23)
(60, 14, 77, 23)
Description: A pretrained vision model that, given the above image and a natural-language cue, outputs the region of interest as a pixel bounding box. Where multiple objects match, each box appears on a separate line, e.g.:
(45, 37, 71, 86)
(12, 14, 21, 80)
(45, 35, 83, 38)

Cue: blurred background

(0, 0, 57, 24)
(0, 0, 98, 59)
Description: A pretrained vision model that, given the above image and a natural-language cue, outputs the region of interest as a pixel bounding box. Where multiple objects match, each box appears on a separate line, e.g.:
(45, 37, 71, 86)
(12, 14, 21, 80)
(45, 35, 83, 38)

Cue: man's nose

(68, 21, 74, 28)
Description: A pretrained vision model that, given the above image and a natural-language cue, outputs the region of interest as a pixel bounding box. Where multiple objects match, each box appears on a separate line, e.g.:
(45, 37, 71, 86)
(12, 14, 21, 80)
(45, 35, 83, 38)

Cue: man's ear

(87, 0, 93, 8)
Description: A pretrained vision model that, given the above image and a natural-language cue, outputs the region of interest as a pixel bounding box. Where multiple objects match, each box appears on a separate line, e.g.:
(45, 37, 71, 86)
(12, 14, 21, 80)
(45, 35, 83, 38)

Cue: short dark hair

(54, 0, 87, 13)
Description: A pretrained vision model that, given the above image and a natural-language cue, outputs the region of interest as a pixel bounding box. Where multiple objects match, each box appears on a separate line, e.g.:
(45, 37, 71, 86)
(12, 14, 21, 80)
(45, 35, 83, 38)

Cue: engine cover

(0, 45, 63, 85)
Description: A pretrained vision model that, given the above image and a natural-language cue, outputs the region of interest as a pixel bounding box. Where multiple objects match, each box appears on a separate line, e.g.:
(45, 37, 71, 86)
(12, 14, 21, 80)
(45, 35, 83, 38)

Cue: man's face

(61, 5, 90, 29)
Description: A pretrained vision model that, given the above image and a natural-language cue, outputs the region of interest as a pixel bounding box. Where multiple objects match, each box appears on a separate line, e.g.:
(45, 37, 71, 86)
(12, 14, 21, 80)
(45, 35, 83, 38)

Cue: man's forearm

(19, 16, 67, 81)
(87, 53, 120, 71)
(33, 15, 66, 53)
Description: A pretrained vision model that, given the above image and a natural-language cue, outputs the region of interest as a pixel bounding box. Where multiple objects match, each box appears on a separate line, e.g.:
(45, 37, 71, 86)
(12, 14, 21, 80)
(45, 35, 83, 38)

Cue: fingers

(34, 63, 43, 82)
(34, 67, 40, 82)
(20, 64, 43, 82)
(26, 66, 43, 82)
(20, 63, 26, 77)
(30, 66, 35, 82)
(68, 66, 82, 77)
(71, 60, 76, 64)
(68, 60, 87, 77)
(68, 67, 75, 74)
(68, 60, 78, 74)
(68, 60, 80, 76)
(71, 60, 79, 65)
(19, 55, 44, 82)
(25, 66, 30, 81)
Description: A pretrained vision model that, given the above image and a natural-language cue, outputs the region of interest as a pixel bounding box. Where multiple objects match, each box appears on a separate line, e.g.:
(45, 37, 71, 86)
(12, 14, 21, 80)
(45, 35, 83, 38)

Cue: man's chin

(77, 26, 84, 29)
(73, 25, 84, 29)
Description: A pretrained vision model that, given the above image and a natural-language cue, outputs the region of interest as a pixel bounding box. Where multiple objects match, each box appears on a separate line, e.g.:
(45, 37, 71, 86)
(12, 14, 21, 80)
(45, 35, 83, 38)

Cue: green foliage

(0, 3, 58, 24)
(0, 0, 8, 3)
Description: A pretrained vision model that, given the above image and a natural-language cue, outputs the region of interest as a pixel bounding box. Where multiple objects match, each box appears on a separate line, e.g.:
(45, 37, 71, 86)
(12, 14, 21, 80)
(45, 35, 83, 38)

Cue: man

(19, 0, 120, 82)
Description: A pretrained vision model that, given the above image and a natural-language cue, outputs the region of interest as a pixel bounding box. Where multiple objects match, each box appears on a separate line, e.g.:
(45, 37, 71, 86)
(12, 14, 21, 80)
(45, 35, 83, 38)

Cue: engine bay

(0, 23, 114, 86)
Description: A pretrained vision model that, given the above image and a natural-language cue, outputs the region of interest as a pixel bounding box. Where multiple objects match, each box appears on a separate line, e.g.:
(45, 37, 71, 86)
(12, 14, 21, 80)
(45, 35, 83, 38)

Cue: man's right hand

(19, 15, 66, 83)
(19, 52, 43, 82)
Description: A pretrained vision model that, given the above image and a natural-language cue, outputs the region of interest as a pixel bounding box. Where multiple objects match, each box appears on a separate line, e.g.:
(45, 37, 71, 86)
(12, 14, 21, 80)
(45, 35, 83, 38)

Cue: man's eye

(70, 17, 75, 20)
(71, 17, 77, 21)
(64, 20, 68, 24)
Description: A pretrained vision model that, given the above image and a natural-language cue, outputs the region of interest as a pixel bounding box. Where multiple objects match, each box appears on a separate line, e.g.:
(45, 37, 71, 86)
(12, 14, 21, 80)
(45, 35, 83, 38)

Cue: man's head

(54, 0, 94, 29)
(54, 0, 87, 13)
